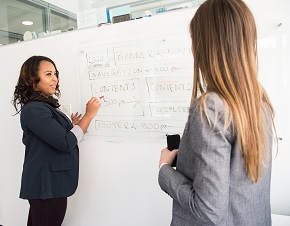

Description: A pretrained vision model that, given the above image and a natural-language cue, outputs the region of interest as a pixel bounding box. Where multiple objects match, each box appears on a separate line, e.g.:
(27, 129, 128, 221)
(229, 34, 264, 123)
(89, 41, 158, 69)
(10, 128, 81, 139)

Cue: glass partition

(0, 0, 76, 46)
(0, 0, 46, 45)
(0, 0, 203, 46)
(50, 5, 77, 32)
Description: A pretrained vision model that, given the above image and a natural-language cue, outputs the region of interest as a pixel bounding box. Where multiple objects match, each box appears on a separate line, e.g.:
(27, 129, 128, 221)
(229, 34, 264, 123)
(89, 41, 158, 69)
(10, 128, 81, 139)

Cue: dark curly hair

(12, 55, 61, 114)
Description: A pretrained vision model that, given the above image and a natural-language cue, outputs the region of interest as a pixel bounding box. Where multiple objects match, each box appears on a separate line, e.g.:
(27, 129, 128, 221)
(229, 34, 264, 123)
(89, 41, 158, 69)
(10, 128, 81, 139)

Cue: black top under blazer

(19, 101, 79, 200)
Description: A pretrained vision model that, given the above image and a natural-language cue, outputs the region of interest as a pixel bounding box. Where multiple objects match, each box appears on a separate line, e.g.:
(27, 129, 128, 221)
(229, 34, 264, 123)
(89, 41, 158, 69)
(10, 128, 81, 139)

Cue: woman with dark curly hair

(12, 55, 101, 226)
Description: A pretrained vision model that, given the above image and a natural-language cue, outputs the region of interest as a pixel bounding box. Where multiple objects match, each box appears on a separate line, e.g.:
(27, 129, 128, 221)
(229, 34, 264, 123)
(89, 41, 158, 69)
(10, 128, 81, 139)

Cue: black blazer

(19, 101, 79, 200)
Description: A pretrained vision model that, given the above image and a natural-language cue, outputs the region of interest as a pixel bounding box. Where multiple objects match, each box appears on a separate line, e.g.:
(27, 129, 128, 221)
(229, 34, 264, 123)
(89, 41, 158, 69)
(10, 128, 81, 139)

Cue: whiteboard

(78, 34, 193, 138)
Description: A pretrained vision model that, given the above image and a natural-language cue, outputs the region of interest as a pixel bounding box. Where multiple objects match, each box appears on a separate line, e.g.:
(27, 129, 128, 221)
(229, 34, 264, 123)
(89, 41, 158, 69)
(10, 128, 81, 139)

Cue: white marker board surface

(78, 34, 193, 138)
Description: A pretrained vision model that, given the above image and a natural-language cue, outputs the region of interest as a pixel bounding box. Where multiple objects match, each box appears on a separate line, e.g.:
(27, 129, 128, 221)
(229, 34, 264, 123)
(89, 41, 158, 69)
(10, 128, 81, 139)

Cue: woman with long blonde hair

(158, 0, 275, 225)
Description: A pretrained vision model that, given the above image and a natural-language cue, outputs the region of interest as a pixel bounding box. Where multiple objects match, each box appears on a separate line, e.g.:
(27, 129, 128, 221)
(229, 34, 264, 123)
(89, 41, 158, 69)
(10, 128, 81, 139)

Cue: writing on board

(78, 34, 193, 138)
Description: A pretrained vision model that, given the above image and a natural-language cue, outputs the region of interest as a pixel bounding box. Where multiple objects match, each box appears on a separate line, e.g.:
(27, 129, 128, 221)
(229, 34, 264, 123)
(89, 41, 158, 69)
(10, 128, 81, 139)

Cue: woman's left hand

(159, 147, 178, 168)
(71, 112, 82, 127)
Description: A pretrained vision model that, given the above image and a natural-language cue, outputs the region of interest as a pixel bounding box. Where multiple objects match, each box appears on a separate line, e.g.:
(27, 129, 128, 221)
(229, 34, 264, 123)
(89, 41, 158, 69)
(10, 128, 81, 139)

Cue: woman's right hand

(159, 147, 178, 168)
(77, 97, 101, 133)
(85, 97, 101, 119)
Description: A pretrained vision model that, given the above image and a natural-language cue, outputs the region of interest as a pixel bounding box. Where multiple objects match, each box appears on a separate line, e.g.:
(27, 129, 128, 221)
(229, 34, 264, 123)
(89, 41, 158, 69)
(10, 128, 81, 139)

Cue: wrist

(159, 162, 168, 170)
(83, 113, 95, 120)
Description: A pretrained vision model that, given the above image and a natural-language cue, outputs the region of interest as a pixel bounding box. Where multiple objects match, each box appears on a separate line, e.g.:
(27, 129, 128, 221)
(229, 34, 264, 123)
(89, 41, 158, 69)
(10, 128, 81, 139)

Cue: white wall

(246, 0, 290, 215)
(0, 1, 289, 225)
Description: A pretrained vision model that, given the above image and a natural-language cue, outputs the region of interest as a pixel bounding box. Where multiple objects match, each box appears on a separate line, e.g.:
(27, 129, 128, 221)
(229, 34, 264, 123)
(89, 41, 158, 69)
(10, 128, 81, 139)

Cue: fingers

(75, 113, 82, 119)
(72, 112, 78, 118)
(72, 112, 81, 118)
(90, 96, 99, 102)
(87, 97, 100, 106)
(159, 147, 178, 168)
(85, 97, 101, 119)
(71, 112, 82, 126)
(172, 149, 178, 154)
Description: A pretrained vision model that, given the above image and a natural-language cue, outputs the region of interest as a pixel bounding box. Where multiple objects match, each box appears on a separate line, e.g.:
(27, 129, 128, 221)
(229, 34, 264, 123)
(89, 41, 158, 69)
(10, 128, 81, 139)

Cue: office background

(0, 0, 289, 225)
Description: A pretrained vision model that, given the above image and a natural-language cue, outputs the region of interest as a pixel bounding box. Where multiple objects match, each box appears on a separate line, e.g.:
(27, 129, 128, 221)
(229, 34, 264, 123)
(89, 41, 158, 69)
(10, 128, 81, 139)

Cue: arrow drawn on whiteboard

(126, 96, 141, 108)
(145, 68, 153, 73)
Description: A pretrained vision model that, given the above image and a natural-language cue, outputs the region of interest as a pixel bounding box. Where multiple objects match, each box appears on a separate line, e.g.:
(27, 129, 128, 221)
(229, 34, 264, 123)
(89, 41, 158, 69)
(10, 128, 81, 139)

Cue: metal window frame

(48, 4, 77, 31)
(0, 29, 23, 41)
(24, 0, 77, 32)
(0, 0, 77, 45)
(17, 0, 49, 32)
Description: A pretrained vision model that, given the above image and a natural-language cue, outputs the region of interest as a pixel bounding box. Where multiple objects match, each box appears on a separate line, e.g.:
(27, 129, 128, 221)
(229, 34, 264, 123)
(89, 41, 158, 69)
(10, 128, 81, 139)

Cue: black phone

(166, 134, 180, 167)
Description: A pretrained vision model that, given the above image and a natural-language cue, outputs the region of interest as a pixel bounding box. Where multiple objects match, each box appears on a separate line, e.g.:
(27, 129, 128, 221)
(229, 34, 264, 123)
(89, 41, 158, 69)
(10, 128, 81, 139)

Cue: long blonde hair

(190, 0, 275, 182)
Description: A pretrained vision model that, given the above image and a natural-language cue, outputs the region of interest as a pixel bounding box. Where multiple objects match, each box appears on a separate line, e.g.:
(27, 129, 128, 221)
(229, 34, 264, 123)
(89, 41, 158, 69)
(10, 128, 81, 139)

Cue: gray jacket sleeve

(158, 94, 233, 224)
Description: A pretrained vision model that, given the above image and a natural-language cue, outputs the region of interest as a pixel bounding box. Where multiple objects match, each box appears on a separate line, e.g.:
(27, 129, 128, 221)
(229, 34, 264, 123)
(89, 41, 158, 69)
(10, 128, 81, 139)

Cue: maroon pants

(27, 198, 67, 226)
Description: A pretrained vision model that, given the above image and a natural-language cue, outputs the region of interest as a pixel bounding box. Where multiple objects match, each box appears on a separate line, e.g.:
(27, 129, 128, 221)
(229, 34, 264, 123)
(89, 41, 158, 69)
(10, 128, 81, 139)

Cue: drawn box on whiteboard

(149, 102, 189, 117)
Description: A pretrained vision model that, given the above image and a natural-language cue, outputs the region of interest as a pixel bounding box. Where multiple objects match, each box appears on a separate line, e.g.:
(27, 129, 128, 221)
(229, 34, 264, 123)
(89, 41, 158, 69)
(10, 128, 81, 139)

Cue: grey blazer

(159, 93, 272, 226)
(19, 101, 79, 200)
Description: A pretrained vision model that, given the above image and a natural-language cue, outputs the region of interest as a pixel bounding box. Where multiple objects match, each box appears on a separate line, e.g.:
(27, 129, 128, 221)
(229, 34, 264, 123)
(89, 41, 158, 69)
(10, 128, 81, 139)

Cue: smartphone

(166, 134, 180, 167)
